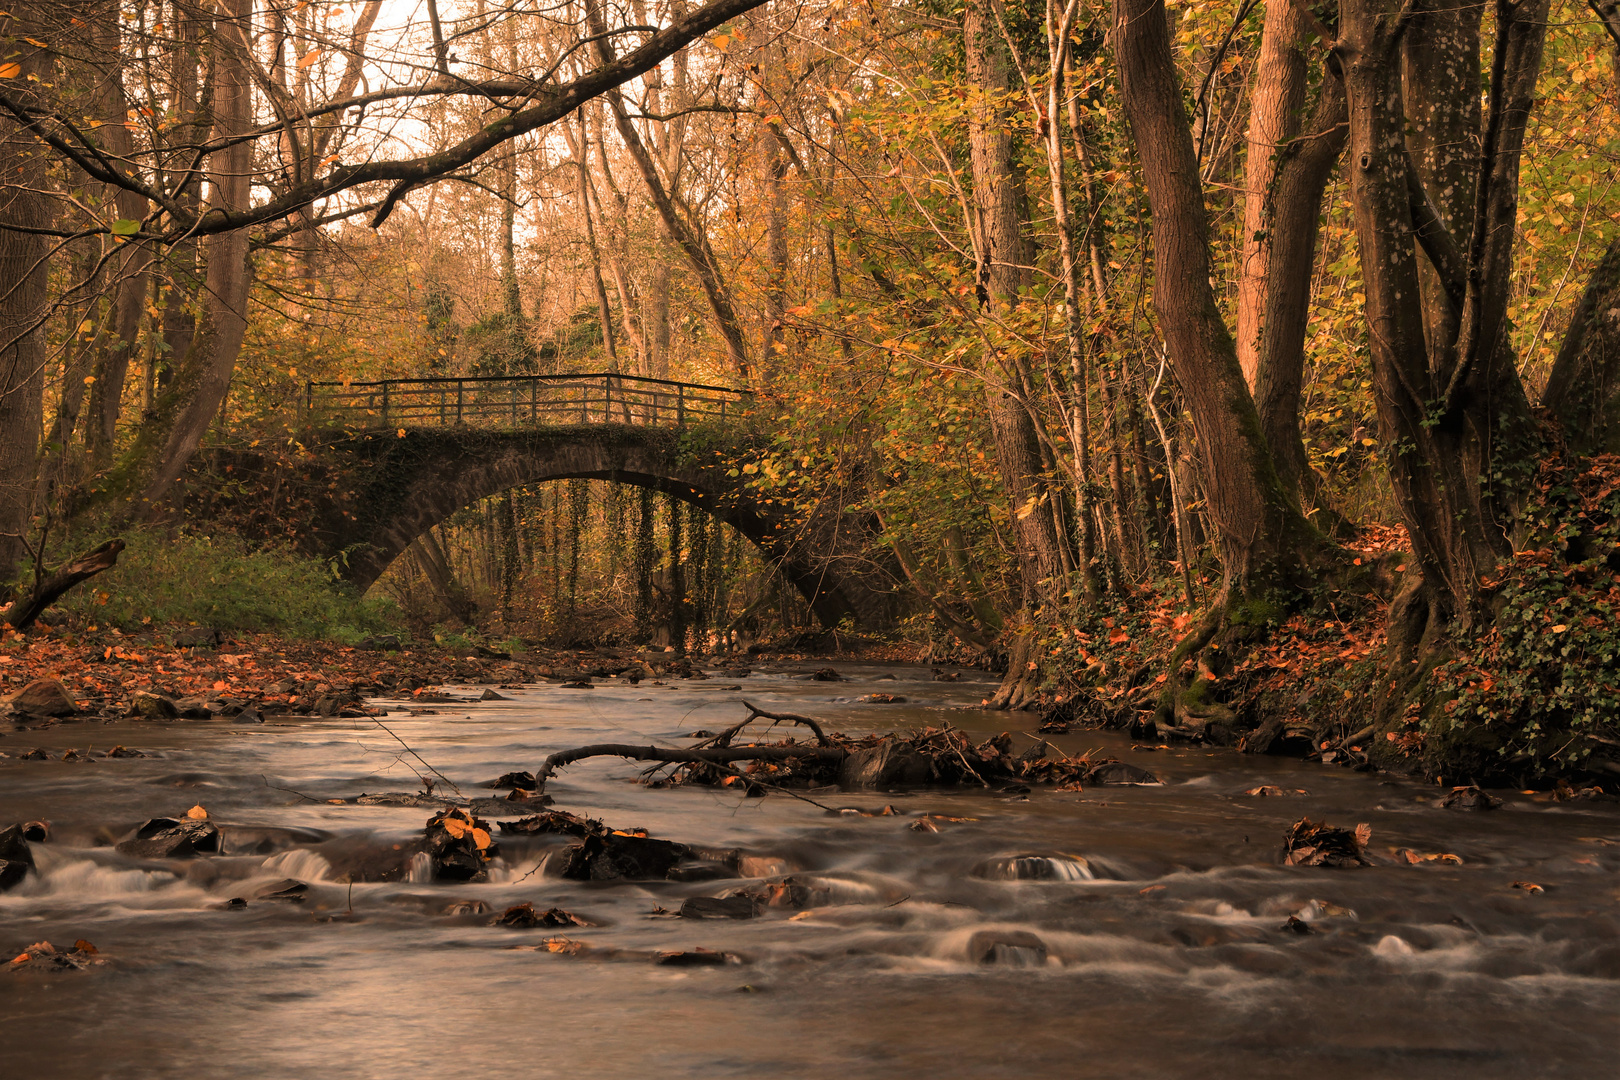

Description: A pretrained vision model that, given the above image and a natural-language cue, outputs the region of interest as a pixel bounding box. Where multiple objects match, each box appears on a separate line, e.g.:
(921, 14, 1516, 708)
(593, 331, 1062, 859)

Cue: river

(2, 662, 1616, 1078)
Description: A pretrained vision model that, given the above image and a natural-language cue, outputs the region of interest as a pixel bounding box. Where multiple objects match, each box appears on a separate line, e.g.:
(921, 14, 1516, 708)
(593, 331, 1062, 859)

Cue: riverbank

(0, 624, 939, 734)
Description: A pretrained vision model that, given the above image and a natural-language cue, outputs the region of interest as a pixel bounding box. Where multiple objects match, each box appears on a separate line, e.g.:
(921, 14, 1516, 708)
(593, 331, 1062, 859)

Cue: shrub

(40, 528, 404, 641)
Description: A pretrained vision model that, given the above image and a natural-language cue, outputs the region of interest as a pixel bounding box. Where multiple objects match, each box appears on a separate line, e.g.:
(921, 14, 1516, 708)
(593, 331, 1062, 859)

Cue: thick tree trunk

(1402, 0, 1481, 356)
(1338, 0, 1546, 626)
(156, 0, 205, 394)
(1113, 0, 1326, 601)
(1235, 0, 1311, 389)
(0, 7, 55, 583)
(68, 4, 150, 472)
(1252, 63, 1349, 507)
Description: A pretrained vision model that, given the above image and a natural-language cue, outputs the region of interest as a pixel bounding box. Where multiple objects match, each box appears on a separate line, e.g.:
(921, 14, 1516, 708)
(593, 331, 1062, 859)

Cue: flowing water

(2, 663, 1617, 1078)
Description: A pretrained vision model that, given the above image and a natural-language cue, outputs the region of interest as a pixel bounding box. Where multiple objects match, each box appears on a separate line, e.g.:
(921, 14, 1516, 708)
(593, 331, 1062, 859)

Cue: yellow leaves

(298, 49, 320, 69)
(437, 811, 492, 851)
(396, 428, 407, 438)
(1512, 880, 1545, 893)
(710, 34, 731, 51)
(1552, 624, 1568, 633)
(186, 804, 209, 820)
(0, 64, 20, 80)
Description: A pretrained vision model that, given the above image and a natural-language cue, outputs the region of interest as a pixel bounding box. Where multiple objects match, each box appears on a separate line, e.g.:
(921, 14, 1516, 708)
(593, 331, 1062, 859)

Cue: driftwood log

(0, 538, 125, 631)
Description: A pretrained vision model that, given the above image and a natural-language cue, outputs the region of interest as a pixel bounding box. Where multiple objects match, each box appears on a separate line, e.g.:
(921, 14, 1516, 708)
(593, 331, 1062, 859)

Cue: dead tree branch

(0, 538, 124, 630)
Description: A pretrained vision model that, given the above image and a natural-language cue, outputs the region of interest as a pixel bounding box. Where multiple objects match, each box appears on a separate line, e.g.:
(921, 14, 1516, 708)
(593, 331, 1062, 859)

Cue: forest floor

(0, 623, 933, 733)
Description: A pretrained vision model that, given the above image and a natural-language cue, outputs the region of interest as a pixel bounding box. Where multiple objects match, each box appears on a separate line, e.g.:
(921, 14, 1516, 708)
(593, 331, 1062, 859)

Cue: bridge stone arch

(306, 424, 892, 630)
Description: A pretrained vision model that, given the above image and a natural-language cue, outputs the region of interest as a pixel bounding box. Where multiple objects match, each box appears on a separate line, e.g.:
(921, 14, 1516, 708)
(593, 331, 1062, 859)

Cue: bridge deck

(305, 372, 750, 429)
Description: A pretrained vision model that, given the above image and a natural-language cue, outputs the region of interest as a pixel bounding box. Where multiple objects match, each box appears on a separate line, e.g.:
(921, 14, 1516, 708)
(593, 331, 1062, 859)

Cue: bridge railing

(304, 373, 751, 429)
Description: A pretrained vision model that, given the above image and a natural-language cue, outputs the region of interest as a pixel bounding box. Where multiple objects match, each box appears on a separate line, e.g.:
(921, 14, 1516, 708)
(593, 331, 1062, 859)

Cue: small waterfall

(970, 854, 1095, 882)
(258, 849, 333, 882)
(406, 852, 434, 884)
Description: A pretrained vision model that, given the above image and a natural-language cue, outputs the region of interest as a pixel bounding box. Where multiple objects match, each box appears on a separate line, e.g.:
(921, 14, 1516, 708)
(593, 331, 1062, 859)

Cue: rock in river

(116, 817, 221, 858)
(0, 823, 36, 892)
(556, 832, 689, 881)
(7, 678, 78, 717)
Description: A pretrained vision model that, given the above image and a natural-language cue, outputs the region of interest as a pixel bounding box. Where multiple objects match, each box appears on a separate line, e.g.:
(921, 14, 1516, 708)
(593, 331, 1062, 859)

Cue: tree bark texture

(0, 6, 55, 582)
(1236, 0, 1312, 390)
(1252, 62, 1349, 506)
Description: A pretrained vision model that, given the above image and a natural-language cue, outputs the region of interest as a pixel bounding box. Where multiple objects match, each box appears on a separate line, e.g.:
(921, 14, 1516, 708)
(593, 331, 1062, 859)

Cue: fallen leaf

(185, 804, 208, 820)
(1396, 848, 1464, 865)
(1511, 881, 1545, 893)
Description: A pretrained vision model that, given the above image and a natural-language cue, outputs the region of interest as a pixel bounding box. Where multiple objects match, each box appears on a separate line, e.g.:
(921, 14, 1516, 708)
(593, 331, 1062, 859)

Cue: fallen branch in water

(691, 699, 832, 748)
(372, 717, 465, 798)
(537, 742, 846, 786)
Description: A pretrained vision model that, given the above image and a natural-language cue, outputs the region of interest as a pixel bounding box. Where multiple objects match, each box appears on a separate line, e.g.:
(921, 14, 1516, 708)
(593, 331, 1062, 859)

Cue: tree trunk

(105, 0, 255, 520)
(587, 2, 752, 379)
(571, 110, 618, 364)
(412, 530, 478, 626)
(1037, 0, 1099, 599)
(1402, 0, 1481, 357)
(0, 6, 55, 582)
(1338, 0, 1546, 627)
(965, 0, 1072, 708)
(1236, 0, 1312, 389)
(1113, 0, 1327, 602)
(1251, 62, 1349, 507)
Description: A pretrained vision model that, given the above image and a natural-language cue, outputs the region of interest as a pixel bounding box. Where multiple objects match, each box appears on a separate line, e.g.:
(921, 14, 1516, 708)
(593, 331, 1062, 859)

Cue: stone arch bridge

(229, 373, 893, 628)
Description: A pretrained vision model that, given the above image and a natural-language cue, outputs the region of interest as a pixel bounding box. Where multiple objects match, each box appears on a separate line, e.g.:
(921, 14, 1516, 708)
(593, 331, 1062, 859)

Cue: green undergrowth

(1418, 454, 1620, 780)
(35, 527, 404, 642)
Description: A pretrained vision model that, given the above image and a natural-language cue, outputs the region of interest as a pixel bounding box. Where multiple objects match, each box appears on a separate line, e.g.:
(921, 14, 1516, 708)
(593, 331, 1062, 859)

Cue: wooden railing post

(677, 385, 687, 425)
